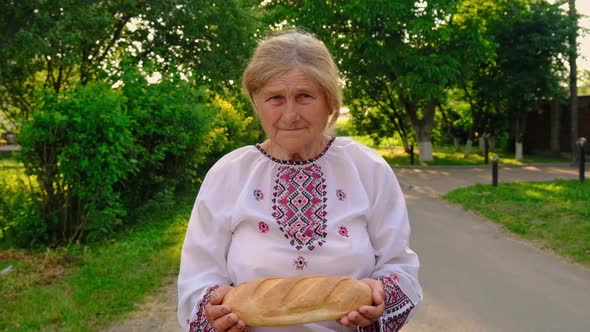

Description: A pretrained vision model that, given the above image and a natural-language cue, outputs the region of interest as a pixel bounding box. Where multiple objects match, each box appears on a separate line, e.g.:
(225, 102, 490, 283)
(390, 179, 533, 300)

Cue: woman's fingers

(204, 302, 230, 322)
(204, 285, 248, 331)
(359, 302, 385, 320)
(360, 278, 385, 305)
(211, 312, 247, 331)
(337, 278, 387, 328)
(350, 310, 373, 327)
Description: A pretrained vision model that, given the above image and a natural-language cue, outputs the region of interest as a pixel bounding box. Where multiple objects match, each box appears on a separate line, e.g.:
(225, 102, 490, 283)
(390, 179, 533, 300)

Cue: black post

(492, 156, 499, 186)
(578, 137, 586, 182)
(410, 143, 414, 165)
(484, 133, 489, 165)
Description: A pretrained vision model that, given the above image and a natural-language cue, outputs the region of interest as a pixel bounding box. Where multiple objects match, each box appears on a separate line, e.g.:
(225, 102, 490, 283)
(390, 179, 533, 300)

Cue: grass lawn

(349, 136, 569, 166)
(0, 157, 194, 331)
(443, 180, 590, 267)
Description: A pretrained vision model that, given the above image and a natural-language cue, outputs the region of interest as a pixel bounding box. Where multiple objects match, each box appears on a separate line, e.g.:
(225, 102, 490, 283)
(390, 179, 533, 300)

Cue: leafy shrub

(18, 83, 133, 246)
(116, 71, 215, 211)
(334, 118, 357, 137)
(192, 93, 257, 180)
(0, 173, 46, 247)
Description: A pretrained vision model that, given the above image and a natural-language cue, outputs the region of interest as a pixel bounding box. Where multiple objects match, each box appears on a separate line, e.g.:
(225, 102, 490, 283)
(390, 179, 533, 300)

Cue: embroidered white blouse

(177, 137, 422, 332)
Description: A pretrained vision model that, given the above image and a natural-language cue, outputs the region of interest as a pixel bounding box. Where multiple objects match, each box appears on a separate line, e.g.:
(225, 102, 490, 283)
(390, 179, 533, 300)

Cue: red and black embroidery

(253, 189, 264, 201)
(336, 189, 346, 201)
(188, 285, 219, 332)
(294, 256, 308, 270)
(338, 226, 349, 238)
(258, 221, 270, 233)
(272, 164, 327, 251)
(360, 275, 414, 332)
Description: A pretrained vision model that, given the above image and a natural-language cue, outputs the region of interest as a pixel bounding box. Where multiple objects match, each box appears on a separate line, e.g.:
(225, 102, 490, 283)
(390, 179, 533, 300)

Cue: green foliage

(193, 93, 257, 179)
(0, 192, 193, 331)
(579, 70, 590, 96)
(0, 0, 258, 128)
(264, 0, 467, 158)
(456, 0, 572, 144)
(0, 162, 43, 247)
(116, 69, 213, 211)
(334, 117, 357, 137)
(443, 180, 590, 266)
(18, 82, 133, 246)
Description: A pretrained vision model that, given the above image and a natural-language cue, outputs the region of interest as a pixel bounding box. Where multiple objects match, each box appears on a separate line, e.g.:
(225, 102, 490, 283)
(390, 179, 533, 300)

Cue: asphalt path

(396, 164, 590, 332)
(107, 164, 590, 332)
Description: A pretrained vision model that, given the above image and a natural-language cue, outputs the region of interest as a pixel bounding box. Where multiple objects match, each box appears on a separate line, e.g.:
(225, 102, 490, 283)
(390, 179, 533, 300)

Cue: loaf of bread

(221, 275, 372, 326)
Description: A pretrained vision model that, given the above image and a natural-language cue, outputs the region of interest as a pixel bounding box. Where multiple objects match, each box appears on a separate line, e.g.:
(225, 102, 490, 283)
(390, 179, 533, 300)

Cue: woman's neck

(265, 136, 328, 161)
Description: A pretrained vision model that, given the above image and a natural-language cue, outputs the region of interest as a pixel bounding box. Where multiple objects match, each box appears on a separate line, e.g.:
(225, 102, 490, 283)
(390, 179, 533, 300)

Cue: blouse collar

(255, 136, 336, 165)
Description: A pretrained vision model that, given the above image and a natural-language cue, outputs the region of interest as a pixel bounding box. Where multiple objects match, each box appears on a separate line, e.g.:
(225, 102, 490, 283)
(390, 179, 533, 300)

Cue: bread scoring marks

(272, 164, 328, 251)
(188, 285, 219, 332)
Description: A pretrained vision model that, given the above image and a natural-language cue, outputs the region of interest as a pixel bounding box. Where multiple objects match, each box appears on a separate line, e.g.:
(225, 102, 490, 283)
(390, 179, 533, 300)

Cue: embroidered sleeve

(187, 285, 219, 332)
(359, 275, 414, 332)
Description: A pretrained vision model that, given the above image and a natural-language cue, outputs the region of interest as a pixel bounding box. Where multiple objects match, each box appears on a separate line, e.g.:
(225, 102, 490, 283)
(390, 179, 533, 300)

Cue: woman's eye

(297, 94, 314, 102)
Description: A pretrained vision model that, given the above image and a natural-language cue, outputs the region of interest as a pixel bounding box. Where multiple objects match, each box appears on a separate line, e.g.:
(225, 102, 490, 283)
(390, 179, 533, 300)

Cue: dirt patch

(0, 248, 78, 296)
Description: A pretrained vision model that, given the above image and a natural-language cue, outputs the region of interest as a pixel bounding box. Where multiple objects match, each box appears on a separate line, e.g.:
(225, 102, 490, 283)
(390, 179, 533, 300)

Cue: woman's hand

(204, 285, 248, 331)
(337, 278, 385, 329)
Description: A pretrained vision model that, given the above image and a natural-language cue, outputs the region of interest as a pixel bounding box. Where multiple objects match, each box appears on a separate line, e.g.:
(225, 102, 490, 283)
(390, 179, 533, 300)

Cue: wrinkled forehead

(257, 68, 323, 94)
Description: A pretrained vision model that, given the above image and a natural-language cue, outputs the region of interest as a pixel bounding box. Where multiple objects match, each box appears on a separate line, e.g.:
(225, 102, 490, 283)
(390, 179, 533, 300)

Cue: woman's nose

(282, 99, 301, 121)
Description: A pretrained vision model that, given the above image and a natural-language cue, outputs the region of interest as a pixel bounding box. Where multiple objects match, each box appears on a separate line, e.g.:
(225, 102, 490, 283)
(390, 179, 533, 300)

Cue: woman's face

(253, 68, 331, 156)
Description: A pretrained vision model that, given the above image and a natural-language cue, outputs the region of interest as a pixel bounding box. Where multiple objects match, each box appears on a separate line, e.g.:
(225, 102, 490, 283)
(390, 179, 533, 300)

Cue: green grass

(348, 136, 569, 166)
(443, 180, 590, 267)
(0, 192, 194, 331)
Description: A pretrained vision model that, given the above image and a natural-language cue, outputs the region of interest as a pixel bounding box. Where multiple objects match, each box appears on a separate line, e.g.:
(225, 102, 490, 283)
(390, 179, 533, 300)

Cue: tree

(264, 0, 462, 161)
(496, 1, 571, 157)
(0, 0, 261, 246)
(0, 0, 258, 128)
(452, 0, 572, 158)
(569, 0, 578, 163)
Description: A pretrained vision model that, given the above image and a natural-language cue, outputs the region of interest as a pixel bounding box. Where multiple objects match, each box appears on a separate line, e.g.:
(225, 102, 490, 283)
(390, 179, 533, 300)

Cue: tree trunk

(515, 142, 523, 161)
(550, 98, 561, 154)
(400, 136, 410, 154)
(569, 0, 578, 163)
(465, 139, 473, 158)
(514, 111, 527, 160)
(404, 98, 436, 162)
(464, 125, 476, 158)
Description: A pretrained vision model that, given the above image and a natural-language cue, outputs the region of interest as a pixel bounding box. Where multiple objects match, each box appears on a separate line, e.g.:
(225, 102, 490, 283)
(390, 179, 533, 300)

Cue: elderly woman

(177, 30, 422, 332)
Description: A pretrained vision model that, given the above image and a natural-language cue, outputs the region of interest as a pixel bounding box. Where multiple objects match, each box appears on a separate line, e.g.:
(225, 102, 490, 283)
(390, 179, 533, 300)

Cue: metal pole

(492, 156, 499, 187)
(410, 143, 414, 165)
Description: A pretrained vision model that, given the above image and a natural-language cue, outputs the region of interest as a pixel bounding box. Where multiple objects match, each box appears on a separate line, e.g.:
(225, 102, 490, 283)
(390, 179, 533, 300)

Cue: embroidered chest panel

(272, 164, 327, 251)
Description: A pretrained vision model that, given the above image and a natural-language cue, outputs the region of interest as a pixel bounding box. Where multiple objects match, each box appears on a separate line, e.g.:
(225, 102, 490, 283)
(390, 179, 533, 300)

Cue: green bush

(116, 72, 214, 211)
(7, 70, 258, 247)
(192, 94, 257, 180)
(0, 175, 45, 247)
(18, 83, 133, 246)
(334, 118, 356, 137)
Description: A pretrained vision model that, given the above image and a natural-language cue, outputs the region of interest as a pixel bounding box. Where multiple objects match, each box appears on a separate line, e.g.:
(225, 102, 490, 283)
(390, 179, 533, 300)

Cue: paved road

(106, 164, 590, 332)
(397, 164, 590, 332)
